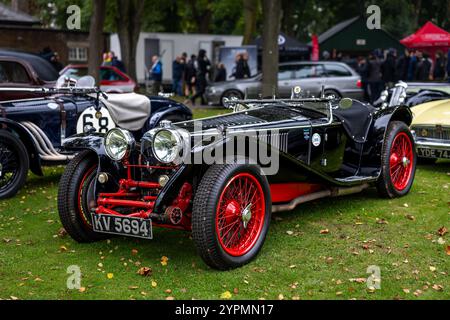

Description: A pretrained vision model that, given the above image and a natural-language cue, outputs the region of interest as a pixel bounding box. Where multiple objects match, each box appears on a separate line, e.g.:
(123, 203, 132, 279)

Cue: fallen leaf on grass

(233, 288, 239, 294)
(437, 226, 448, 237)
(160, 256, 169, 266)
(166, 296, 175, 300)
(402, 288, 410, 294)
(286, 230, 294, 235)
(151, 280, 157, 288)
(278, 294, 284, 300)
(335, 291, 343, 296)
(413, 290, 422, 297)
(376, 218, 388, 225)
(406, 215, 415, 221)
(165, 289, 172, 294)
(289, 265, 297, 269)
(349, 278, 366, 284)
(10, 296, 19, 300)
(137, 267, 152, 277)
(79, 287, 86, 293)
(437, 238, 446, 245)
(432, 284, 443, 291)
(131, 249, 138, 255)
(107, 273, 114, 279)
(446, 246, 450, 256)
(34, 277, 43, 282)
(220, 291, 232, 299)
(320, 229, 329, 234)
(57, 228, 67, 238)
(429, 266, 437, 272)
(59, 245, 68, 252)
(129, 286, 139, 290)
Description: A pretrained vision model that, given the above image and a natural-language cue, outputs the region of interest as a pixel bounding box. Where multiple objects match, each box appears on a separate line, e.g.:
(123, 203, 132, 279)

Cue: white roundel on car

(76, 106, 116, 134)
(312, 133, 321, 147)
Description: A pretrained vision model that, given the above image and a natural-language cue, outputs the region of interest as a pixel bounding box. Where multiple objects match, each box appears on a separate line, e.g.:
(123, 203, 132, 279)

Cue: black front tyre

(57, 150, 108, 242)
(192, 164, 271, 270)
(0, 130, 29, 199)
(377, 121, 416, 198)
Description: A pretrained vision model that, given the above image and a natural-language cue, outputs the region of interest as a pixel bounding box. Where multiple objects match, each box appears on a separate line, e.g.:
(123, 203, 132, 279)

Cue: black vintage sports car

(0, 77, 192, 199)
(58, 83, 416, 270)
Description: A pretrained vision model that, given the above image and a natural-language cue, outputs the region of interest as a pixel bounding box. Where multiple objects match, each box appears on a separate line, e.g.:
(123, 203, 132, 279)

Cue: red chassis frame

(94, 162, 325, 231)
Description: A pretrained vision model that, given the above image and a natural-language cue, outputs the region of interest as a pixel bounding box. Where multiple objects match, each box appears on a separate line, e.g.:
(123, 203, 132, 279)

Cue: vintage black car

(57, 83, 416, 270)
(0, 78, 192, 199)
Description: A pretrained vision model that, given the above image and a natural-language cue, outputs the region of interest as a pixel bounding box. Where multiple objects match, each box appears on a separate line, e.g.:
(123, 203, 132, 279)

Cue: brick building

(0, 3, 109, 66)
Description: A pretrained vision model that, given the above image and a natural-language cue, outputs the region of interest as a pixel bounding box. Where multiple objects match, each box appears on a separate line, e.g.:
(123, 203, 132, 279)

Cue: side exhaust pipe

(20, 121, 75, 162)
(272, 184, 370, 213)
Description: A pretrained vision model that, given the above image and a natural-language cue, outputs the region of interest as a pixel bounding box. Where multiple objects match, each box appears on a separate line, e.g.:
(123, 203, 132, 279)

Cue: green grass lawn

(0, 108, 448, 300)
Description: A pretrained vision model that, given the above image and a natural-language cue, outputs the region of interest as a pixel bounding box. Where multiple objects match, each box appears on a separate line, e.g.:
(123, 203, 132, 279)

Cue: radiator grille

(413, 125, 450, 141)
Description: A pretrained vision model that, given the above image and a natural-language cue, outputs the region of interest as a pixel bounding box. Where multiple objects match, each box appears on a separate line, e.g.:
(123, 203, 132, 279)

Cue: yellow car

(411, 99, 450, 161)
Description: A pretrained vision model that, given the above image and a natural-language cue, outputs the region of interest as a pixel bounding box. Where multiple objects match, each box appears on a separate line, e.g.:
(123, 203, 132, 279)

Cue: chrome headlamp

(152, 128, 183, 164)
(105, 128, 135, 161)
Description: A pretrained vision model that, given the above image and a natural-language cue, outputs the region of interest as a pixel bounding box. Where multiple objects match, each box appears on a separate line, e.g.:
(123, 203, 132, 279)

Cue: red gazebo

(400, 21, 450, 58)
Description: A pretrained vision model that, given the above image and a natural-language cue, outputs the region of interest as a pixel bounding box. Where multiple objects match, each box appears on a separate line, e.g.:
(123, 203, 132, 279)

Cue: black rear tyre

(192, 164, 271, 270)
(0, 130, 29, 199)
(57, 150, 108, 242)
(377, 121, 416, 198)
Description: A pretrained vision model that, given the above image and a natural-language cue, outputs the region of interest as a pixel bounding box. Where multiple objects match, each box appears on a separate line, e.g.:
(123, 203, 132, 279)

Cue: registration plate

(417, 148, 450, 159)
(91, 214, 153, 239)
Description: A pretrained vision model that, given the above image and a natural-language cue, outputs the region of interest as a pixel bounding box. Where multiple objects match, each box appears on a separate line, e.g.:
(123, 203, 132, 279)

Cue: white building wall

(110, 33, 243, 83)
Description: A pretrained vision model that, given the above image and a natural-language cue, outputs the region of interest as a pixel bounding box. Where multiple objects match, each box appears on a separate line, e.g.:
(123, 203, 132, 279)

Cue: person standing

(395, 49, 410, 81)
(433, 51, 445, 81)
(149, 55, 163, 95)
(184, 55, 197, 97)
(367, 51, 383, 103)
(111, 51, 126, 73)
(381, 49, 396, 87)
(172, 56, 184, 96)
(407, 50, 418, 81)
(357, 56, 370, 102)
(415, 52, 431, 81)
(190, 50, 210, 106)
(447, 50, 450, 82)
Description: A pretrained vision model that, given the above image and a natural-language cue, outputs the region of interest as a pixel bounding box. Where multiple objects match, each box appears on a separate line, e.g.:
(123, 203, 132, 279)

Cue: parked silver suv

(206, 61, 363, 105)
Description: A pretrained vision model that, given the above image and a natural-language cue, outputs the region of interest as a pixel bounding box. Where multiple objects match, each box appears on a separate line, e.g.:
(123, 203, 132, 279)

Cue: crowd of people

(330, 48, 450, 103)
(149, 50, 213, 105)
(149, 50, 253, 106)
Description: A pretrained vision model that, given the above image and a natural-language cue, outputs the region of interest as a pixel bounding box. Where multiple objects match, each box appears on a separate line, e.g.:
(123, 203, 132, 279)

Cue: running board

(272, 183, 370, 213)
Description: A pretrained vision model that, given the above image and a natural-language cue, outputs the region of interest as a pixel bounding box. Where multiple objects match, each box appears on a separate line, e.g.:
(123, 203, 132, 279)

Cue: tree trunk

(412, 0, 422, 28)
(243, 0, 258, 45)
(116, 0, 145, 82)
(261, 0, 280, 97)
(88, 0, 107, 85)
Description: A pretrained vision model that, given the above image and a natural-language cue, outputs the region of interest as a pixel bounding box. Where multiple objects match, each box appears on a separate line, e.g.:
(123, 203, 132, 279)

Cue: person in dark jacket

(149, 55, 162, 95)
(415, 52, 431, 81)
(111, 51, 126, 73)
(395, 49, 410, 81)
(367, 51, 384, 103)
(407, 51, 418, 81)
(381, 49, 396, 87)
(433, 51, 445, 80)
(172, 56, 185, 96)
(184, 55, 197, 97)
(214, 63, 227, 82)
(190, 50, 210, 106)
(357, 56, 370, 102)
(233, 53, 251, 79)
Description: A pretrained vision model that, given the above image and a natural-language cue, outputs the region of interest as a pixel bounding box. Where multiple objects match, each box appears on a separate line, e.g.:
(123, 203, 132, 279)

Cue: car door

(100, 67, 134, 93)
(277, 65, 296, 97)
(322, 63, 355, 95)
(289, 64, 327, 97)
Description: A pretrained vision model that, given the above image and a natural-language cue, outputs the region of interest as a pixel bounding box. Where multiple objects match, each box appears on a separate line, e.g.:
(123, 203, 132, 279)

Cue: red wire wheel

(77, 165, 97, 227)
(389, 132, 414, 191)
(215, 173, 266, 257)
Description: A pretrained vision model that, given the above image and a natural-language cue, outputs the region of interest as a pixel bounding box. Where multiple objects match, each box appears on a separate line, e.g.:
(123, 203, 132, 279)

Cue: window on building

(69, 47, 88, 62)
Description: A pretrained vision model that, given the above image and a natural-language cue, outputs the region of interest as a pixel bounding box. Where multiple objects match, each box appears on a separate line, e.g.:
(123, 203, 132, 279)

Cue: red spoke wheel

(193, 165, 271, 270)
(377, 121, 416, 198)
(58, 150, 109, 242)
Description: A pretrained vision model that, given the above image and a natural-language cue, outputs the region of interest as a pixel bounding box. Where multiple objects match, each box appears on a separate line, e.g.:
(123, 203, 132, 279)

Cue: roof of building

(315, 16, 360, 44)
(0, 3, 40, 26)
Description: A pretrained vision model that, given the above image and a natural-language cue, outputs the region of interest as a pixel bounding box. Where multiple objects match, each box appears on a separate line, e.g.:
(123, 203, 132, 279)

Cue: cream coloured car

(411, 99, 450, 161)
